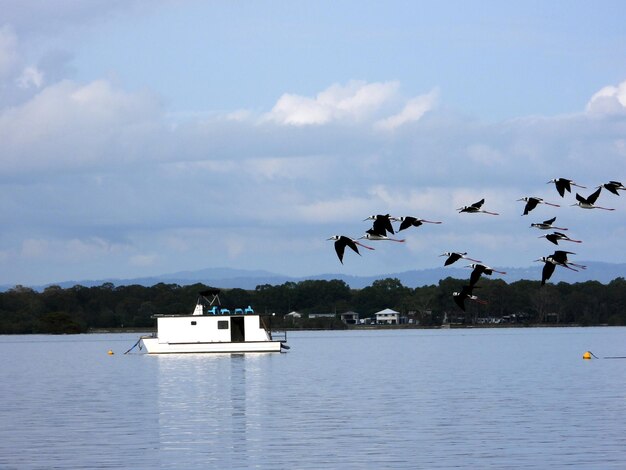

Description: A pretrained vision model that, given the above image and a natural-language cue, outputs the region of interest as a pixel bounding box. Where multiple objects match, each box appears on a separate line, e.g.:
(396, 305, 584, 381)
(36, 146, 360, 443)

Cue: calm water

(1, 327, 625, 469)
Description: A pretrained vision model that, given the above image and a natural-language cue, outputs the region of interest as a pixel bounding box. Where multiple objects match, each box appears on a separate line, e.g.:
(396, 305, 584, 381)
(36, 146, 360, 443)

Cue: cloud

(0, 26, 74, 108)
(0, 79, 162, 173)
(466, 143, 505, 166)
(130, 253, 158, 267)
(16, 65, 44, 89)
(2, 75, 626, 285)
(21, 238, 48, 258)
(375, 88, 439, 130)
(264, 80, 409, 126)
(586, 79, 626, 115)
(0, 25, 18, 78)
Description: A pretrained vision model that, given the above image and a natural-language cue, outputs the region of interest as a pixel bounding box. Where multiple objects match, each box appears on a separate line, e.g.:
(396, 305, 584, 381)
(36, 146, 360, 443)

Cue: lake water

(1, 327, 625, 469)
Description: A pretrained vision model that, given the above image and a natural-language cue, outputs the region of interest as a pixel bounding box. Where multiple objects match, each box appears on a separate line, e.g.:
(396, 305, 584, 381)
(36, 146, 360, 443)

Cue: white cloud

(586, 80, 626, 115)
(16, 65, 44, 89)
(375, 88, 438, 130)
(265, 80, 437, 128)
(264, 80, 400, 125)
(226, 109, 253, 122)
(0, 79, 162, 173)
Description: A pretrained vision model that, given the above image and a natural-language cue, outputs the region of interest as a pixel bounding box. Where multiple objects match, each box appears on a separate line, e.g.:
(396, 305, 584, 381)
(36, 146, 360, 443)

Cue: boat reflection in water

(155, 352, 278, 468)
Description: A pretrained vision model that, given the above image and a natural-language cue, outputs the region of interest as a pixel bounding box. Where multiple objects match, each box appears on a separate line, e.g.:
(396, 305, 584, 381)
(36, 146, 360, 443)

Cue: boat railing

(269, 329, 287, 342)
(258, 315, 287, 343)
(205, 305, 256, 315)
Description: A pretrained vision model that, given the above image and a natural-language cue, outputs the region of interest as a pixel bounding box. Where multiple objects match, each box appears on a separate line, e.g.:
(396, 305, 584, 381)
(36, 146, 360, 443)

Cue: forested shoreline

(1, 277, 625, 334)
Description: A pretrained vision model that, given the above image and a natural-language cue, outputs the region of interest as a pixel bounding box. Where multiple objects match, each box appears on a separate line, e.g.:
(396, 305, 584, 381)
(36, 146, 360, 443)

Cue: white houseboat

(139, 289, 288, 354)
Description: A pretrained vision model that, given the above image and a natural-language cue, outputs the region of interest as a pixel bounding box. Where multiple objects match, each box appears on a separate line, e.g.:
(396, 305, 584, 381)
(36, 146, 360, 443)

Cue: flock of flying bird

(328, 178, 625, 312)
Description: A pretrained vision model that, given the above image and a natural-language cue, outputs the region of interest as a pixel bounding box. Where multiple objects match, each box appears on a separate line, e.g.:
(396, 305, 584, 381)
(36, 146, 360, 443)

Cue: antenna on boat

(199, 288, 221, 306)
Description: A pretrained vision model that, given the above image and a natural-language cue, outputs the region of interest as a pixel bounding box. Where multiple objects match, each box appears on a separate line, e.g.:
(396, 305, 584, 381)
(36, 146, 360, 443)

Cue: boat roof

(199, 288, 220, 296)
(153, 313, 257, 318)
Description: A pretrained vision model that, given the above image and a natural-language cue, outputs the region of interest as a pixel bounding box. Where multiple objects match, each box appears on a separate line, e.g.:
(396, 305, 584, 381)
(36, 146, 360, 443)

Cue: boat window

(191, 321, 197, 325)
(218, 320, 229, 329)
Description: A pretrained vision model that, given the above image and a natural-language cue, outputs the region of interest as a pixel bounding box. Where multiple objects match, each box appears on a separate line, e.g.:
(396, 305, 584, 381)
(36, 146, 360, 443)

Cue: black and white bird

(534, 258, 573, 285)
(538, 232, 582, 245)
(440, 252, 482, 266)
(547, 178, 586, 198)
(572, 188, 615, 211)
(548, 250, 586, 271)
(327, 235, 374, 264)
(535, 251, 583, 285)
(598, 181, 626, 196)
(530, 216, 568, 231)
(453, 285, 488, 311)
(466, 263, 507, 287)
(392, 216, 442, 232)
(360, 230, 406, 243)
(517, 196, 560, 215)
(457, 198, 499, 215)
(364, 214, 395, 235)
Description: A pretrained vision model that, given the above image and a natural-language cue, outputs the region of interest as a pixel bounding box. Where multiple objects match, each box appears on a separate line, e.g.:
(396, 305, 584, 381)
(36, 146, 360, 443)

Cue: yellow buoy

(582, 351, 592, 360)
(108, 350, 114, 355)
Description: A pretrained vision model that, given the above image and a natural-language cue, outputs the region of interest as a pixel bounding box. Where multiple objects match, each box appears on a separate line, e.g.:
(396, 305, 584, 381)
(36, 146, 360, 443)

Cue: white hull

(141, 337, 283, 354)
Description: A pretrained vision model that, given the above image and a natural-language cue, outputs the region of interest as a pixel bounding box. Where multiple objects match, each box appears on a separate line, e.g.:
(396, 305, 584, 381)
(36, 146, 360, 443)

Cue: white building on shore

(375, 308, 400, 325)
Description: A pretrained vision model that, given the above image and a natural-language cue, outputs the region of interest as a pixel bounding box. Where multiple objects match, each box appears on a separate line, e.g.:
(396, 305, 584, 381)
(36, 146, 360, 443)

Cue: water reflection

(156, 353, 270, 469)
(1, 330, 626, 469)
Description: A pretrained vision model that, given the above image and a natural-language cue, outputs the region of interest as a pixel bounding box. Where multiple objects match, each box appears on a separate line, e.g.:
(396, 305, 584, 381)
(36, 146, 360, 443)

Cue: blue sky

(1, 0, 625, 286)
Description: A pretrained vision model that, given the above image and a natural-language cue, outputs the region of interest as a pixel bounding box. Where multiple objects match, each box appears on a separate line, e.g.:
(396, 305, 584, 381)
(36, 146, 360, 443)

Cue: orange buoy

(582, 351, 592, 360)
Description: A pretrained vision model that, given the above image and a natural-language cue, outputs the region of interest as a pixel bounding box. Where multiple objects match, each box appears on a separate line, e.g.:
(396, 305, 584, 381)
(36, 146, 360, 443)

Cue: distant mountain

(304, 262, 626, 288)
(2, 262, 625, 292)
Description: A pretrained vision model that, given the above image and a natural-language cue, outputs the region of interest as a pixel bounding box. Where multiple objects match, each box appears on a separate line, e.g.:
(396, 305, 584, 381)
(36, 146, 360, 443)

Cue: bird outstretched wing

(587, 187, 602, 205)
(399, 217, 421, 231)
(471, 199, 485, 209)
(541, 262, 556, 285)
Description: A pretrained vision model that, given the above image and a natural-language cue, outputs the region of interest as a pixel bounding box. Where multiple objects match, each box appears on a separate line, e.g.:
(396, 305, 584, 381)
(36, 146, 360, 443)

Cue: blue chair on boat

(220, 308, 231, 315)
(207, 306, 218, 315)
(244, 306, 254, 314)
(234, 308, 244, 315)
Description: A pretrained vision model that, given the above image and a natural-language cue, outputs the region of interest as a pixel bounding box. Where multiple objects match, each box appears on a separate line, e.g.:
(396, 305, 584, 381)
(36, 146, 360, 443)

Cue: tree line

(1, 277, 625, 334)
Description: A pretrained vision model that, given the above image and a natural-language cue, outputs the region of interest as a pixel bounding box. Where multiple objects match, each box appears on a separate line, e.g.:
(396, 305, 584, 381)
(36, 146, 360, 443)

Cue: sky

(1, 0, 626, 286)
